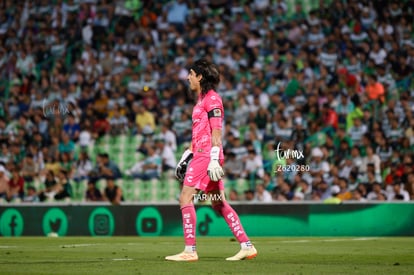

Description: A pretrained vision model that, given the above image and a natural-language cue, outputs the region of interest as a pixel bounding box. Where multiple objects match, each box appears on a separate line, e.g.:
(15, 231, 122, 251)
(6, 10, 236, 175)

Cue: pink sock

(181, 204, 196, 247)
(213, 201, 249, 243)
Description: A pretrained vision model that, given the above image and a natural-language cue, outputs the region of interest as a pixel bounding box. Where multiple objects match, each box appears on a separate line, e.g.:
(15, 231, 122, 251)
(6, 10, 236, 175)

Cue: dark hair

(191, 59, 220, 95)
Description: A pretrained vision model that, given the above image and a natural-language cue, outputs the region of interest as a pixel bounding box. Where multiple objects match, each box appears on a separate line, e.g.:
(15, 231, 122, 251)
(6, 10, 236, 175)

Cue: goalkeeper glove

(175, 149, 193, 182)
(207, 146, 224, 181)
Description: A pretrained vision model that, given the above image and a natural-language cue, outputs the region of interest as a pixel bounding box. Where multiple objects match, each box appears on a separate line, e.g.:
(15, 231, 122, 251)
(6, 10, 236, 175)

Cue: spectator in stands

(21, 153, 39, 183)
(360, 147, 382, 180)
(7, 167, 24, 202)
(336, 177, 352, 201)
(351, 188, 367, 202)
(92, 113, 110, 139)
(323, 185, 342, 204)
(389, 182, 410, 201)
(224, 152, 244, 181)
(60, 152, 74, 177)
(273, 180, 293, 201)
(78, 121, 93, 150)
(308, 147, 330, 180)
(23, 186, 39, 203)
(347, 117, 367, 146)
(244, 189, 255, 201)
(135, 103, 156, 135)
(405, 173, 414, 200)
(229, 135, 248, 161)
(312, 180, 330, 201)
(165, 0, 188, 33)
(85, 181, 103, 202)
(125, 146, 161, 180)
(0, 144, 11, 164)
(228, 189, 240, 201)
(103, 176, 123, 205)
(172, 111, 192, 145)
(74, 151, 93, 183)
(109, 106, 128, 136)
(63, 114, 80, 141)
(158, 121, 177, 152)
(292, 180, 311, 201)
(39, 170, 58, 202)
(254, 184, 272, 202)
(367, 182, 387, 201)
(154, 137, 176, 173)
(94, 153, 122, 180)
(243, 149, 265, 189)
(0, 165, 10, 201)
(54, 169, 73, 201)
(58, 132, 75, 160)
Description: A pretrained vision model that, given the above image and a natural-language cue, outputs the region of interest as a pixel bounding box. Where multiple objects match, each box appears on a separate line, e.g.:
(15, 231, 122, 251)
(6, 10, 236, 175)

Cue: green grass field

(0, 237, 413, 275)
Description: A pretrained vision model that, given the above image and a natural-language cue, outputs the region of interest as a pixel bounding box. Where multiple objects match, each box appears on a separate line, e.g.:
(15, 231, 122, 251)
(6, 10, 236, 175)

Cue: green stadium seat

(137, 180, 150, 201)
(123, 154, 138, 171)
(72, 180, 86, 201)
(121, 177, 136, 202)
(236, 179, 249, 194)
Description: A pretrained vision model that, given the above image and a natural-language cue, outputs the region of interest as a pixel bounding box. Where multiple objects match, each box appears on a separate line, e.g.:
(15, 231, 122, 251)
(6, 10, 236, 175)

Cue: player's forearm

(211, 129, 222, 147)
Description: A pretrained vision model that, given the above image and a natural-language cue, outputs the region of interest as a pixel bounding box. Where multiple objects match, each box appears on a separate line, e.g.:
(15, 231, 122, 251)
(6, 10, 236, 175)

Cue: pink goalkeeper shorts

(183, 156, 224, 193)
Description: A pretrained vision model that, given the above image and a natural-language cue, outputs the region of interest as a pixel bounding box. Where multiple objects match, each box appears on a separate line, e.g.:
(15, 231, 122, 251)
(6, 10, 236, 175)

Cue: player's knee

(179, 194, 193, 207)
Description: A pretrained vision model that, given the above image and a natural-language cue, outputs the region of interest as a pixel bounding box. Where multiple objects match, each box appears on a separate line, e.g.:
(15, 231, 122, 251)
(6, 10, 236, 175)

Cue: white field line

(112, 258, 133, 261)
(280, 238, 380, 243)
(0, 246, 17, 248)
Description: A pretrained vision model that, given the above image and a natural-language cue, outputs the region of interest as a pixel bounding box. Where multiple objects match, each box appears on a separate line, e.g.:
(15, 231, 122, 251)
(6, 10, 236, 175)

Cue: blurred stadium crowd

(0, 0, 413, 204)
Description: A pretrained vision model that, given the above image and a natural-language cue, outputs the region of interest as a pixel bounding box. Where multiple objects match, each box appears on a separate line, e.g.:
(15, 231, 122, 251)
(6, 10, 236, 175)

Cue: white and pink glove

(207, 146, 224, 181)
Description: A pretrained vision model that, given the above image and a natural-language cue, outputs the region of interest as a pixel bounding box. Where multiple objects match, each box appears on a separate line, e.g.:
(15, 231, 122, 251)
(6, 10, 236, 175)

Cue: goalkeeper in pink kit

(165, 59, 257, 261)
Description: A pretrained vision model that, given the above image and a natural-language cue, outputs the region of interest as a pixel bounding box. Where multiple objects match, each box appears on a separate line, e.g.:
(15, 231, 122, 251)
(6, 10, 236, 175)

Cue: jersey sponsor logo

(210, 95, 216, 100)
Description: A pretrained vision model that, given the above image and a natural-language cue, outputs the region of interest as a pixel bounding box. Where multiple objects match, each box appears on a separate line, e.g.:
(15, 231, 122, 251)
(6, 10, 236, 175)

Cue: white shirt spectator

(82, 20, 93, 45)
(369, 48, 387, 65)
(244, 153, 264, 179)
(319, 51, 337, 69)
(16, 53, 35, 76)
(360, 153, 381, 175)
(159, 129, 177, 152)
(79, 129, 92, 147)
(254, 184, 272, 202)
(388, 184, 410, 201)
(158, 143, 177, 170)
(348, 124, 367, 146)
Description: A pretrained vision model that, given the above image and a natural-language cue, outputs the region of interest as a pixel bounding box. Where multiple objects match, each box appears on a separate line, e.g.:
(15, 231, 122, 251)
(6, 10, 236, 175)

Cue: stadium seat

(72, 180, 86, 201)
(121, 177, 136, 202)
(137, 180, 150, 201)
(236, 179, 249, 194)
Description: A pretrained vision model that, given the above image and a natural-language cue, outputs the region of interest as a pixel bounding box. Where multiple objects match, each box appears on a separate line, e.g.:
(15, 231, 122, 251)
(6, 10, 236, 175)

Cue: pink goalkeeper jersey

(191, 90, 224, 159)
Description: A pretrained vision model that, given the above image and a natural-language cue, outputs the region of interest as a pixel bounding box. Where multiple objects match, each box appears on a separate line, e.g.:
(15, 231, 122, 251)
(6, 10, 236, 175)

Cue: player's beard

(186, 83, 196, 102)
